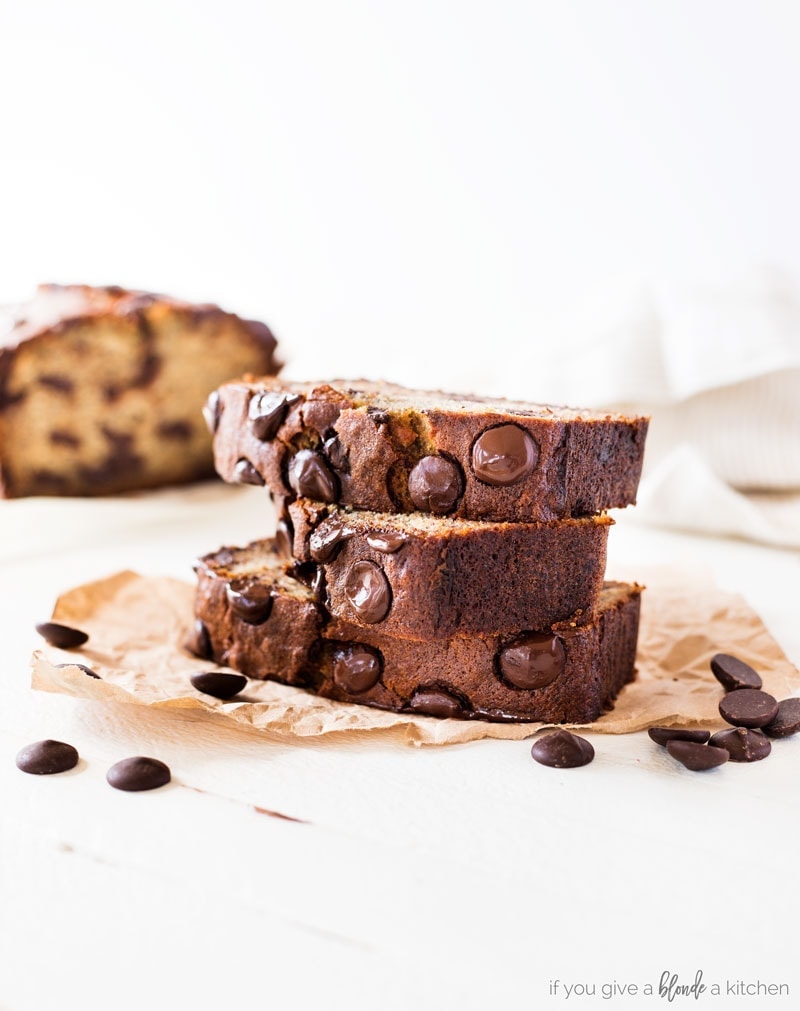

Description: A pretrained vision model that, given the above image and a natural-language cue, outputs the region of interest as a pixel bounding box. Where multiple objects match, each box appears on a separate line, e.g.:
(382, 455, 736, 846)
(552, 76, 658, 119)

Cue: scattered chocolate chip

(344, 561, 392, 623)
(55, 662, 100, 679)
(202, 390, 222, 434)
(365, 531, 406, 553)
(763, 697, 800, 739)
(106, 757, 171, 792)
(35, 622, 89, 649)
(225, 579, 274, 624)
(648, 727, 711, 746)
(407, 456, 464, 514)
(710, 653, 763, 692)
(323, 434, 349, 473)
(471, 425, 539, 486)
(248, 391, 298, 441)
(275, 517, 294, 559)
(332, 645, 383, 694)
(709, 727, 772, 762)
(309, 520, 351, 562)
(16, 740, 79, 775)
(190, 671, 248, 700)
(288, 450, 338, 502)
(665, 740, 729, 771)
(233, 458, 265, 486)
(530, 730, 594, 768)
(499, 633, 565, 689)
(185, 619, 213, 660)
(408, 688, 465, 718)
(719, 689, 779, 728)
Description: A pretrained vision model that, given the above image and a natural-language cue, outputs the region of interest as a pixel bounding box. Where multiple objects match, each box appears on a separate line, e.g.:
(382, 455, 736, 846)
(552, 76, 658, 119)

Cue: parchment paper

(31, 566, 800, 746)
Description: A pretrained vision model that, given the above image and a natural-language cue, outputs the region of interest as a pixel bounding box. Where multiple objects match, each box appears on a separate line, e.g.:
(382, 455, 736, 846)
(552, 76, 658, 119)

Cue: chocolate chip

(530, 730, 595, 768)
(323, 435, 349, 473)
(248, 391, 298, 441)
(344, 561, 392, 623)
(35, 622, 89, 649)
(275, 517, 294, 559)
(665, 740, 729, 771)
(332, 645, 383, 694)
(16, 740, 79, 775)
(233, 458, 265, 486)
(309, 519, 351, 562)
(709, 727, 772, 762)
(763, 698, 800, 739)
(202, 390, 222, 434)
(365, 531, 406, 553)
(366, 407, 390, 425)
(719, 689, 779, 728)
(471, 424, 539, 486)
(190, 671, 248, 700)
(225, 579, 274, 624)
(288, 450, 339, 503)
(407, 456, 464, 514)
(408, 688, 465, 718)
(185, 619, 213, 660)
(55, 662, 100, 679)
(499, 633, 565, 689)
(710, 653, 762, 692)
(647, 727, 711, 746)
(106, 757, 171, 792)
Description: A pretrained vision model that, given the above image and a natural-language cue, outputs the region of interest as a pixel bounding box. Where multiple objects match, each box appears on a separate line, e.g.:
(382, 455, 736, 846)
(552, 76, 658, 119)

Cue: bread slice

(192, 539, 642, 724)
(0, 284, 280, 497)
(210, 377, 648, 522)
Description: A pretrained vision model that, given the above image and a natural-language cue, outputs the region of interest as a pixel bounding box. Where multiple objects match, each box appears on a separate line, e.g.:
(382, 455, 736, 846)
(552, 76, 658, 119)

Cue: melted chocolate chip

(106, 757, 171, 792)
(472, 424, 539, 486)
(332, 645, 383, 694)
(225, 579, 274, 624)
(407, 456, 464, 514)
(648, 727, 711, 746)
(202, 390, 222, 435)
(344, 561, 392, 623)
(499, 633, 565, 689)
(323, 434, 349, 473)
(710, 653, 762, 692)
(309, 520, 352, 562)
(35, 622, 89, 649)
(248, 391, 299, 441)
(275, 518, 294, 559)
(408, 688, 465, 718)
(665, 740, 729, 771)
(530, 730, 594, 768)
(288, 450, 338, 502)
(190, 671, 248, 700)
(365, 531, 406, 553)
(185, 619, 213, 660)
(763, 698, 800, 739)
(709, 727, 772, 762)
(233, 458, 265, 486)
(55, 662, 100, 679)
(719, 689, 779, 728)
(16, 740, 79, 775)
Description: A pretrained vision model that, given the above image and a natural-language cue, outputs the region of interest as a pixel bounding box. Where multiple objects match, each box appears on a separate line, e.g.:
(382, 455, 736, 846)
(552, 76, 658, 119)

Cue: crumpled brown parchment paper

(30, 566, 800, 746)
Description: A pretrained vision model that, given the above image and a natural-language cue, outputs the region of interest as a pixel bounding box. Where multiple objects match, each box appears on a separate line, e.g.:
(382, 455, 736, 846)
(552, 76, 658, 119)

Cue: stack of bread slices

(189, 379, 649, 723)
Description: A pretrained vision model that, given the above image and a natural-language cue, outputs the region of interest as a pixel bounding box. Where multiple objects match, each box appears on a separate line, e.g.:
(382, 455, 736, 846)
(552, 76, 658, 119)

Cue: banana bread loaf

(0, 284, 280, 497)
(191, 539, 642, 724)
(209, 377, 649, 522)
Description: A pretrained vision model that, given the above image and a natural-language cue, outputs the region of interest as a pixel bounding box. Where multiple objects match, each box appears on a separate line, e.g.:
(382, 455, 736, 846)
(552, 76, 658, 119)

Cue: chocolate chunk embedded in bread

(285, 499, 611, 639)
(211, 377, 649, 522)
(193, 540, 642, 724)
(0, 284, 280, 497)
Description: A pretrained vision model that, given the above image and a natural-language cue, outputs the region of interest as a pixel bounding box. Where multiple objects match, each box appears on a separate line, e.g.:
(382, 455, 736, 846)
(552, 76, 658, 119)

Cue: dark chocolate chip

(709, 727, 772, 762)
(288, 450, 338, 502)
(365, 531, 407, 553)
(190, 671, 248, 700)
(530, 730, 595, 768)
(665, 740, 729, 771)
(233, 458, 265, 486)
(472, 424, 539, 486)
(407, 456, 464, 514)
(719, 689, 779, 728)
(710, 653, 763, 692)
(344, 561, 392, 623)
(275, 518, 294, 559)
(55, 662, 100, 679)
(332, 645, 383, 694)
(648, 727, 711, 747)
(106, 756, 171, 792)
(763, 697, 800, 739)
(35, 622, 89, 649)
(499, 633, 565, 689)
(185, 619, 213, 660)
(323, 435, 349, 473)
(408, 688, 465, 718)
(311, 565, 327, 603)
(16, 740, 79, 775)
(202, 390, 222, 435)
(309, 520, 351, 562)
(248, 391, 299, 441)
(225, 579, 274, 624)
(366, 407, 390, 425)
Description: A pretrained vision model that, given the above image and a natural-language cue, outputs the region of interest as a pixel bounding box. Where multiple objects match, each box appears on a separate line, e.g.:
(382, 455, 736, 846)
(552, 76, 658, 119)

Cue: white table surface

(1, 484, 798, 1011)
